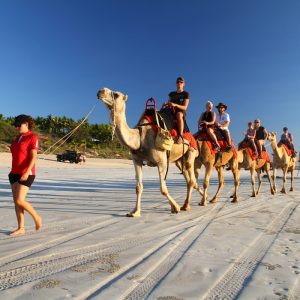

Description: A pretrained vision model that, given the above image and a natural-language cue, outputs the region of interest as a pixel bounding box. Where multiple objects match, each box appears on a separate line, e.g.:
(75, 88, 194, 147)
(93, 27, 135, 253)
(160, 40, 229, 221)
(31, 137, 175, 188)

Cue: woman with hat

(215, 102, 232, 151)
(9, 114, 42, 236)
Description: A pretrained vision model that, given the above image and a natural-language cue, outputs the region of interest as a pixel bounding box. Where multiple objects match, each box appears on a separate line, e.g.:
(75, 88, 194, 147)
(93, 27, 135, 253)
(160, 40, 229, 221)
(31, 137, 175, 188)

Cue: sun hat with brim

(283, 127, 288, 131)
(216, 102, 227, 110)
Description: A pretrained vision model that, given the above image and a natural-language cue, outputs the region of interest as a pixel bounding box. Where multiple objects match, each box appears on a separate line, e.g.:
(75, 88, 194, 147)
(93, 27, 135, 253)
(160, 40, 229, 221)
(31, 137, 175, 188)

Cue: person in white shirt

(215, 102, 232, 151)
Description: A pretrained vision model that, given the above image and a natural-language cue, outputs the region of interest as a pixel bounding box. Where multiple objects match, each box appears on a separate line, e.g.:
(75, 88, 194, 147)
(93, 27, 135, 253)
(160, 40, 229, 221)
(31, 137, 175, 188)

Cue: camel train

(97, 87, 296, 217)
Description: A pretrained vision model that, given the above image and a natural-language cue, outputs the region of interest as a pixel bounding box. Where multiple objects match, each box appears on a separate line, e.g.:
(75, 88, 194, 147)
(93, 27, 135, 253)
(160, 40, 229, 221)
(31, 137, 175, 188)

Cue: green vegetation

(0, 114, 131, 159)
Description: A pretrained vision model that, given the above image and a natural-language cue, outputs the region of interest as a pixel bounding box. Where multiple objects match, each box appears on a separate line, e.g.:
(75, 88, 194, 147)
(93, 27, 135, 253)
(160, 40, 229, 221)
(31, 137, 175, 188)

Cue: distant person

(215, 102, 232, 151)
(198, 100, 220, 151)
(9, 115, 42, 236)
(254, 119, 268, 159)
(238, 121, 257, 155)
(168, 76, 190, 143)
(280, 127, 296, 157)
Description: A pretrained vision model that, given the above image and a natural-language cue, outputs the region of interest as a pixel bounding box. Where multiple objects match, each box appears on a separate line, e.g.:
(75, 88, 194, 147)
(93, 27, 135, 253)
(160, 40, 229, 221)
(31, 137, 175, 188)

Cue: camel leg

(127, 160, 143, 217)
(281, 166, 288, 193)
(250, 168, 256, 197)
(273, 168, 277, 193)
(194, 162, 204, 197)
(290, 169, 294, 192)
(200, 164, 213, 206)
(265, 163, 275, 195)
(256, 169, 262, 196)
(180, 150, 197, 211)
(158, 163, 180, 214)
(210, 166, 224, 204)
(231, 167, 240, 203)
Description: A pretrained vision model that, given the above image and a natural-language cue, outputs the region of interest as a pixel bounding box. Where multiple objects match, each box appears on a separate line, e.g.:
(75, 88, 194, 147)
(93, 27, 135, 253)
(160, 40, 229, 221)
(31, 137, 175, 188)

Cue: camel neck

(270, 140, 283, 160)
(112, 108, 141, 151)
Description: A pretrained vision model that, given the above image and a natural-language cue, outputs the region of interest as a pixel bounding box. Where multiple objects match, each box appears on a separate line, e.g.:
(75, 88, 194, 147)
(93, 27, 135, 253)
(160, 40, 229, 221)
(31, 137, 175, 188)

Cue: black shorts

(8, 173, 35, 188)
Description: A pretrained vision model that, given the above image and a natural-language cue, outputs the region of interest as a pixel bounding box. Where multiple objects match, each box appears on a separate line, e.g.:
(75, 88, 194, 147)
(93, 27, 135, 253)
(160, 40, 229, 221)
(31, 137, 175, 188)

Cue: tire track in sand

(0, 193, 277, 293)
(0, 217, 118, 268)
(78, 203, 225, 300)
(202, 201, 299, 300)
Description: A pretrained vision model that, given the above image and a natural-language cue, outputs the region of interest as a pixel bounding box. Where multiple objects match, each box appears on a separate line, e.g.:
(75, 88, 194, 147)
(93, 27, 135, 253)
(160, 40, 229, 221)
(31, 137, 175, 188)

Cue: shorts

(8, 173, 35, 188)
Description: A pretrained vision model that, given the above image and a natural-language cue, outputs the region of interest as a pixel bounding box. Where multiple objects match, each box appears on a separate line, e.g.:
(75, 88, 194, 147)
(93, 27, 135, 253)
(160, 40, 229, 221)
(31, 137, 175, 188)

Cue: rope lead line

(40, 101, 99, 157)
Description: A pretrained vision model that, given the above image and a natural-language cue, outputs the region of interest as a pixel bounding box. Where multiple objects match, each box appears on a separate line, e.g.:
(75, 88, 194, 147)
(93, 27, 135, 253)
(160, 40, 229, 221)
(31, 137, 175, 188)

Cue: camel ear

(123, 94, 128, 101)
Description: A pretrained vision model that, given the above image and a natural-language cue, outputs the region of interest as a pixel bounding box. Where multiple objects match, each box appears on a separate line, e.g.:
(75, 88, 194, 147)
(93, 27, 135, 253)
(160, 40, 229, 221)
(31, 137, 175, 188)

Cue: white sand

(0, 152, 300, 299)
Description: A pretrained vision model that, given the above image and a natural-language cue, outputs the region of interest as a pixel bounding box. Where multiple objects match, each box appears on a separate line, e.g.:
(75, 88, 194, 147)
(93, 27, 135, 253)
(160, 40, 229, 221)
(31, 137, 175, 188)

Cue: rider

(238, 121, 257, 155)
(168, 76, 190, 143)
(215, 102, 232, 151)
(280, 127, 296, 157)
(198, 100, 220, 151)
(254, 119, 268, 159)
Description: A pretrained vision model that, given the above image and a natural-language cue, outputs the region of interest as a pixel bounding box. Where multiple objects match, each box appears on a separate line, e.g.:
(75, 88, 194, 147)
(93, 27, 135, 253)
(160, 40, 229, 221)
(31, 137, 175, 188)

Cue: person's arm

(204, 111, 216, 125)
(20, 149, 37, 181)
(219, 113, 230, 128)
(289, 133, 294, 144)
(170, 98, 189, 111)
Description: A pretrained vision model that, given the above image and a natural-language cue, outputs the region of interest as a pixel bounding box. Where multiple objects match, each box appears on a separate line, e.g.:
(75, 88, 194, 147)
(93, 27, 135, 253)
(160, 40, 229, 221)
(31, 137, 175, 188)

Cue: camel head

(267, 132, 277, 142)
(97, 87, 128, 111)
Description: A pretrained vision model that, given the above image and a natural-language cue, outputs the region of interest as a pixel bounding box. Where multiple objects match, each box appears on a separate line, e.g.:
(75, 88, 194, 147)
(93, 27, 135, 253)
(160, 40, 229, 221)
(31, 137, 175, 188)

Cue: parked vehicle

(56, 150, 82, 164)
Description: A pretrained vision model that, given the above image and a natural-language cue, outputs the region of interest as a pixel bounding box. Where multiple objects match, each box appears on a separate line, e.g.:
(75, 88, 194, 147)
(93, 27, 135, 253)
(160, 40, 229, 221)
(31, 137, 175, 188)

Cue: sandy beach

(0, 152, 300, 299)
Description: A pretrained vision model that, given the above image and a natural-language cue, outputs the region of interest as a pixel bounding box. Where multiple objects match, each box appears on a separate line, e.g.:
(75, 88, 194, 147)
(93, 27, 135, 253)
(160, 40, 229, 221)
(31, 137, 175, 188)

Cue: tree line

(0, 114, 119, 151)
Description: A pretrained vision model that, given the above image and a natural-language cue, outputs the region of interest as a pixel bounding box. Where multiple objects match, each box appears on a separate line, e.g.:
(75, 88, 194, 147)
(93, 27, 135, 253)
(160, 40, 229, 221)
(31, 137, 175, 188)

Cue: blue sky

(0, 0, 299, 148)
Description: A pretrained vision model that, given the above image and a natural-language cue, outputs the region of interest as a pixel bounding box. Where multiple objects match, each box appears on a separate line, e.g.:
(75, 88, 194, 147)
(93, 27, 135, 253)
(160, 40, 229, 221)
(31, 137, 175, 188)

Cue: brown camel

(181, 141, 240, 208)
(237, 147, 274, 197)
(97, 87, 197, 217)
(267, 132, 296, 193)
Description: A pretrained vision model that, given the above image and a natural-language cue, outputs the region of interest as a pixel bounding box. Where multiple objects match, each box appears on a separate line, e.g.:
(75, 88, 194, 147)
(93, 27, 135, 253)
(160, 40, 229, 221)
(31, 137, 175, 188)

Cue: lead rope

(40, 101, 98, 157)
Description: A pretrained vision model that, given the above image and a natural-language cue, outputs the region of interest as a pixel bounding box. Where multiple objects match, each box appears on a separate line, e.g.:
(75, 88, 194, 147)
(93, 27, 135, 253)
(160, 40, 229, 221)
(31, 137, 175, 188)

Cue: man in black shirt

(168, 76, 190, 142)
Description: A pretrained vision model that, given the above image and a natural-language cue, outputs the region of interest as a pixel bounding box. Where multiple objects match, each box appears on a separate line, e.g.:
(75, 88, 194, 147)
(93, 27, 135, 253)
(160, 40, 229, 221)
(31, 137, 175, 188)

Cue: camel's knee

(136, 184, 143, 194)
(160, 186, 168, 196)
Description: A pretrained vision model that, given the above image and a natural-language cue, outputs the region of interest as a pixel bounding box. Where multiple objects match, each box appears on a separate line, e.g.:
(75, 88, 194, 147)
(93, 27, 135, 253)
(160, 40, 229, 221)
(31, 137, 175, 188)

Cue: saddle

(138, 98, 197, 150)
(239, 141, 269, 162)
(278, 142, 296, 157)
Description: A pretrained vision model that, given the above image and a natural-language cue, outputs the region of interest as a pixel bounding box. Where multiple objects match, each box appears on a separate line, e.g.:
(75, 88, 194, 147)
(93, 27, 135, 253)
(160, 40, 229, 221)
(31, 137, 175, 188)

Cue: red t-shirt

(10, 131, 39, 175)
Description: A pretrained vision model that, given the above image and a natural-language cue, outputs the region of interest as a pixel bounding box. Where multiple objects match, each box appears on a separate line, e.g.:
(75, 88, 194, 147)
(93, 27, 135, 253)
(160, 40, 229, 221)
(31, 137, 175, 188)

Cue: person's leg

(222, 129, 232, 150)
(249, 139, 257, 154)
(255, 139, 262, 158)
(10, 182, 25, 236)
(176, 111, 184, 136)
(15, 184, 42, 231)
(207, 128, 220, 150)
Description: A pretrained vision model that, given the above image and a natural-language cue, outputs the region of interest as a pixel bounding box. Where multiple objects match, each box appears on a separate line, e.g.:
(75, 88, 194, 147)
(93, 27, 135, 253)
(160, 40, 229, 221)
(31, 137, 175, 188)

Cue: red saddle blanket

(280, 143, 294, 157)
(144, 115, 197, 150)
(245, 147, 270, 162)
(204, 140, 237, 157)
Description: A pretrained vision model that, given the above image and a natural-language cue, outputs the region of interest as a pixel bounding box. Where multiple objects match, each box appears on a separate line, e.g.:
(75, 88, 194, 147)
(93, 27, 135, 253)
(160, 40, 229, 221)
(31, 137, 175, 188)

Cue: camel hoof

(171, 205, 180, 214)
(271, 189, 275, 195)
(180, 205, 190, 211)
(231, 198, 238, 203)
(210, 198, 217, 204)
(126, 212, 141, 217)
(251, 193, 256, 197)
(280, 190, 286, 194)
(290, 187, 293, 192)
(199, 201, 207, 206)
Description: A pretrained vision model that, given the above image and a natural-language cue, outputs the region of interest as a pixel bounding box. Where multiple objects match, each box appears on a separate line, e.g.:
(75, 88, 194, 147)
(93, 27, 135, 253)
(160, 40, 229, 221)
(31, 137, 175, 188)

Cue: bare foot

(35, 216, 42, 231)
(10, 228, 25, 237)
